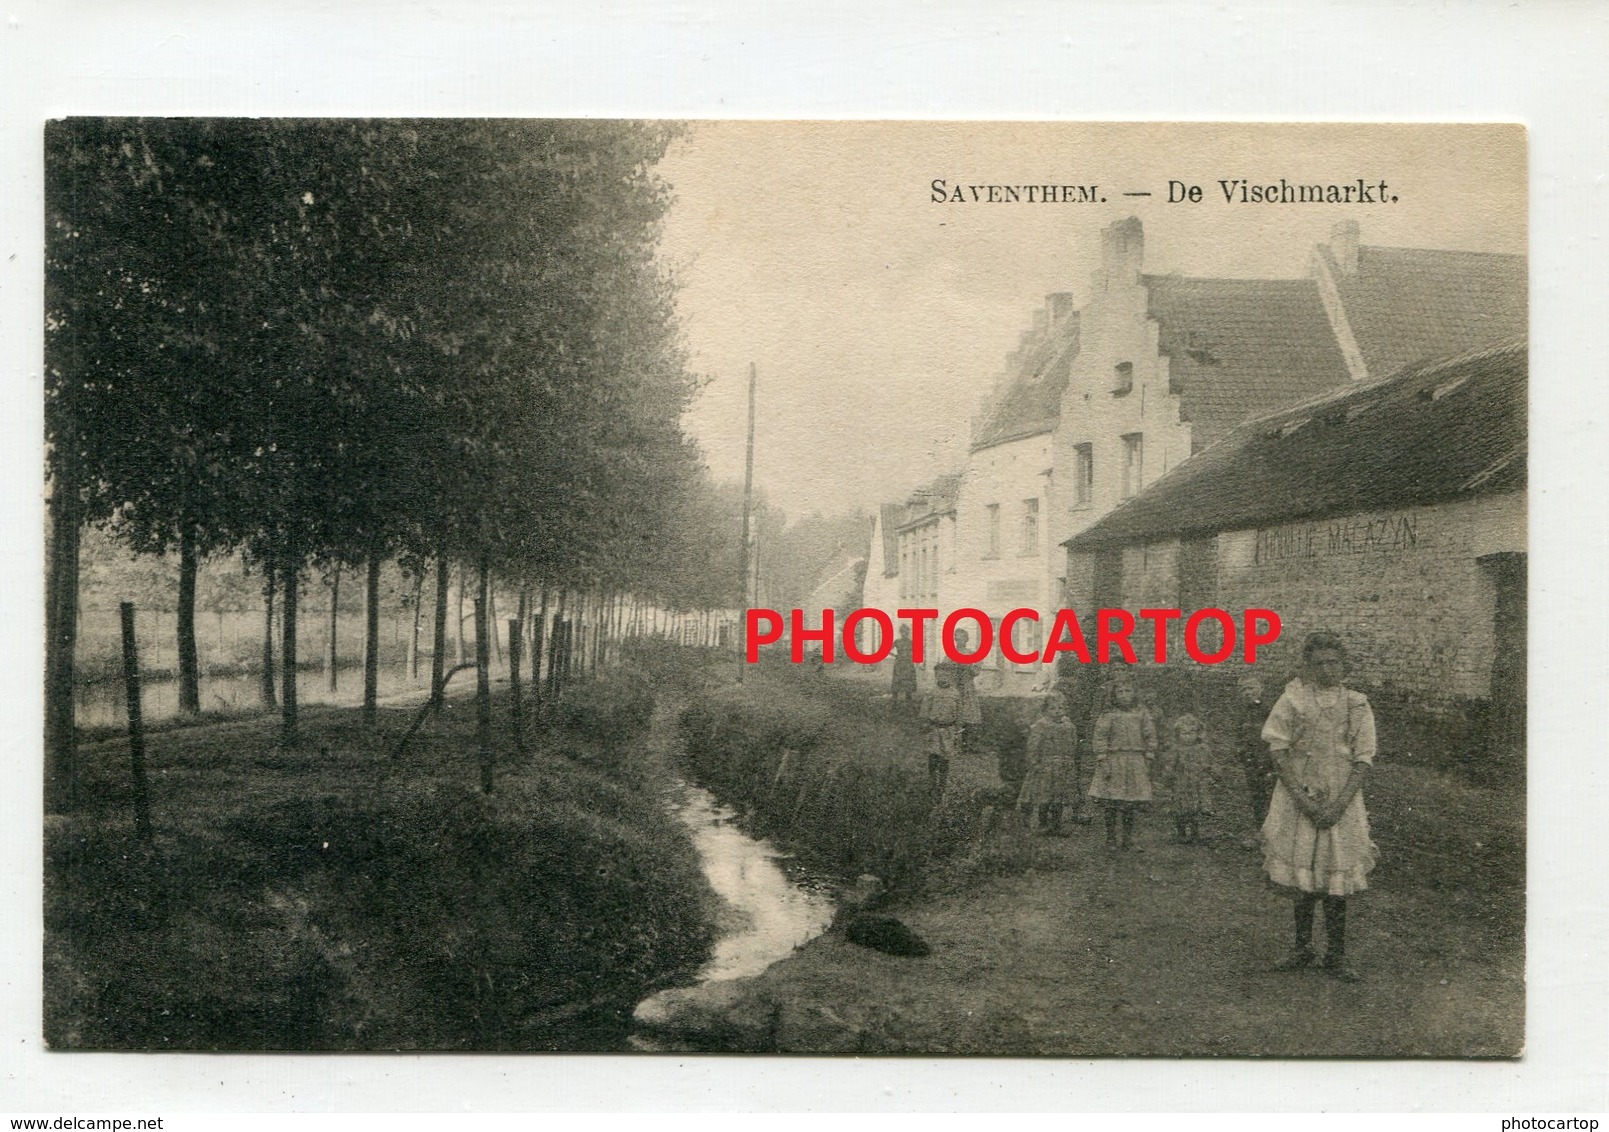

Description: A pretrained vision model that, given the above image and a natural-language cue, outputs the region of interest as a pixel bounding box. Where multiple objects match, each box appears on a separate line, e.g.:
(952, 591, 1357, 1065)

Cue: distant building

(1063, 342, 1525, 736)
(860, 474, 962, 668)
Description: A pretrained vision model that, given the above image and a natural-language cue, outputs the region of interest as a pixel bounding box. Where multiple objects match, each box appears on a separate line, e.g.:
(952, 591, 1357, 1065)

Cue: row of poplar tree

(44, 118, 744, 811)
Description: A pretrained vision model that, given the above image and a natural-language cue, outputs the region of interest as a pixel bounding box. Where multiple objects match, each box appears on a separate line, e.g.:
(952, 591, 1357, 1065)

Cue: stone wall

(1212, 491, 1524, 703)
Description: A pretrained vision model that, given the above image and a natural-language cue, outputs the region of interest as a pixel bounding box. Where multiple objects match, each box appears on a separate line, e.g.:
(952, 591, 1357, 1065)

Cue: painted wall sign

(1254, 512, 1419, 564)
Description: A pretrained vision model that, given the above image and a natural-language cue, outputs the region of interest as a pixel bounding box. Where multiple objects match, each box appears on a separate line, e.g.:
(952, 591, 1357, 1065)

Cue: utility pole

(737, 361, 756, 683)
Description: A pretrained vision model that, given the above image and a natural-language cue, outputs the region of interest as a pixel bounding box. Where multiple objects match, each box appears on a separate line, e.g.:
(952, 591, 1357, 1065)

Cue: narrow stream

(631, 781, 836, 1048)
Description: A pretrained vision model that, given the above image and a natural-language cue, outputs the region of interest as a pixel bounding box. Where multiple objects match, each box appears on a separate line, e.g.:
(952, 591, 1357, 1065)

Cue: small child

(921, 662, 963, 796)
(1016, 695, 1080, 835)
(1163, 712, 1215, 844)
(1233, 672, 1275, 833)
(1088, 678, 1157, 851)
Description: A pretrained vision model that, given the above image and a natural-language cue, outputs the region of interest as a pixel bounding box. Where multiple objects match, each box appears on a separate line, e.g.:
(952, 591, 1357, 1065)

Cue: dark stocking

(1120, 806, 1136, 847)
(1323, 897, 1347, 963)
(1174, 816, 1189, 842)
(1103, 806, 1119, 846)
(1294, 893, 1320, 952)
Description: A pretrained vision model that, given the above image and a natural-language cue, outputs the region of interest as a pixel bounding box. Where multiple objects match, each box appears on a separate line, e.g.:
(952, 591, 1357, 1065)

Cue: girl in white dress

(1260, 632, 1378, 982)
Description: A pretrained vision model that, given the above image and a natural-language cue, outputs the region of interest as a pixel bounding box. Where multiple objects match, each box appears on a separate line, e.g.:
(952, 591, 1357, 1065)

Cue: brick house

(1062, 342, 1526, 749)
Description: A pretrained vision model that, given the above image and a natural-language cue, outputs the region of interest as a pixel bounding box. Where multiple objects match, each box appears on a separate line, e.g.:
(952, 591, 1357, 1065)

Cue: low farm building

(1062, 342, 1526, 760)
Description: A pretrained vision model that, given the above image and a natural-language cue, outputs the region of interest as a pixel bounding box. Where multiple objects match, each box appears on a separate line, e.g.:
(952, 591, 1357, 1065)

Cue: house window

(1020, 498, 1039, 556)
(985, 503, 1001, 558)
(1074, 443, 1093, 505)
(1114, 361, 1134, 396)
(1121, 432, 1144, 498)
(1013, 614, 1042, 661)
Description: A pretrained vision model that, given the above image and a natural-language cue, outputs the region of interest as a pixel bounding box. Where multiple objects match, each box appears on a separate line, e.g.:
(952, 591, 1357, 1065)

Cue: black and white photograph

(39, 119, 1528, 1058)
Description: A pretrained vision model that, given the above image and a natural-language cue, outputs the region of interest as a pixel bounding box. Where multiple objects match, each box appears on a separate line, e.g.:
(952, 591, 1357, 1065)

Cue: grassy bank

(670, 667, 1524, 1055)
(675, 668, 1019, 894)
(46, 666, 718, 1050)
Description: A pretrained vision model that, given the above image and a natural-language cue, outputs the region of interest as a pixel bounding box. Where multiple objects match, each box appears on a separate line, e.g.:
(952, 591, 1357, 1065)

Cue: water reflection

(674, 783, 836, 982)
(74, 664, 429, 729)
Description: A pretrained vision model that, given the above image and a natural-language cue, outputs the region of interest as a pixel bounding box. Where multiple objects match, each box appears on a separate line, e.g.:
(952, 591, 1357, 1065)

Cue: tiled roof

(971, 314, 1080, 451)
(1065, 341, 1526, 551)
(1145, 275, 1355, 451)
(1323, 245, 1527, 379)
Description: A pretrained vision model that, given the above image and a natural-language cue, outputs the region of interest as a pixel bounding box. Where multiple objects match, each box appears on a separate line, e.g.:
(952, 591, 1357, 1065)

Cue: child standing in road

(1233, 672, 1274, 835)
(1163, 712, 1215, 844)
(1017, 695, 1080, 835)
(1088, 678, 1157, 851)
(1261, 632, 1378, 982)
(921, 661, 963, 796)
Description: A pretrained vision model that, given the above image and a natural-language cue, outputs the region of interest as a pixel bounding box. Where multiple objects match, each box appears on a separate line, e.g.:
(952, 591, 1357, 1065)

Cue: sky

(657, 122, 1527, 523)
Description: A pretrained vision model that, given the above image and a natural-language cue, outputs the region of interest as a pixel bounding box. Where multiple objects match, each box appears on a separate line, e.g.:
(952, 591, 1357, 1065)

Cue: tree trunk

(326, 565, 341, 692)
(43, 473, 82, 813)
(176, 529, 201, 715)
(488, 574, 502, 666)
(532, 584, 548, 713)
(591, 597, 602, 675)
(281, 562, 299, 746)
(455, 561, 466, 666)
(431, 547, 449, 707)
(119, 602, 153, 842)
(546, 590, 566, 699)
(260, 564, 278, 709)
(475, 556, 493, 793)
(410, 570, 423, 681)
(363, 552, 381, 726)
(508, 617, 525, 753)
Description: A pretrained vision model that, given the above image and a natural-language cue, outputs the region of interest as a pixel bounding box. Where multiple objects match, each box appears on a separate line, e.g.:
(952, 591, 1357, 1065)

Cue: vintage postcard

(41, 120, 1525, 1059)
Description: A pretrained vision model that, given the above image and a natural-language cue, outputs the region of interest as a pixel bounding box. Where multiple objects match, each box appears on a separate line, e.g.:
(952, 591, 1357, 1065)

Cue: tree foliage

(45, 118, 747, 783)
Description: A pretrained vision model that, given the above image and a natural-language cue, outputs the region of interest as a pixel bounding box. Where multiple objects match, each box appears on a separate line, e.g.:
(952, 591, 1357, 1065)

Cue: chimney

(1330, 220, 1360, 275)
(1100, 217, 1145, 290)
(1046, 291, 1076, 332)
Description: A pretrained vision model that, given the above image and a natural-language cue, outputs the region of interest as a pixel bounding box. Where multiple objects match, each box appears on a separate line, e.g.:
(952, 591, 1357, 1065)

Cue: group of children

(1017, 678, 1219, 851)
(916, 631, 1379, 981)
